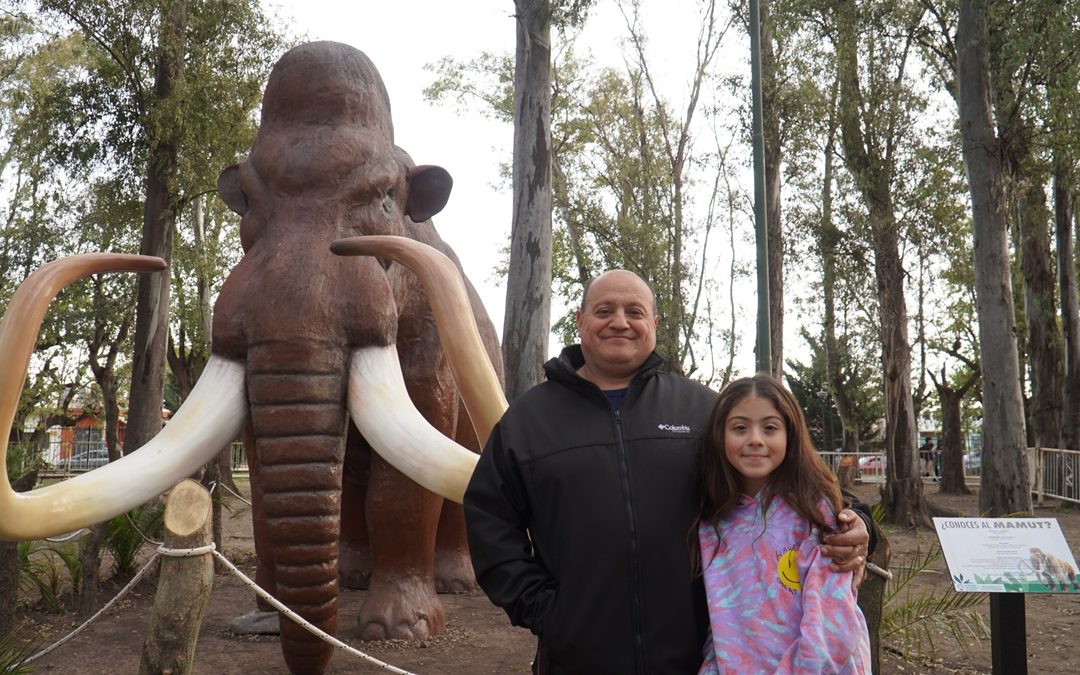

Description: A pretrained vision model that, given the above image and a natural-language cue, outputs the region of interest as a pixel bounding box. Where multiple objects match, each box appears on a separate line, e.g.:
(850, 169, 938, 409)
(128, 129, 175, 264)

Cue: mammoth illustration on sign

(0, 42, 507, 675)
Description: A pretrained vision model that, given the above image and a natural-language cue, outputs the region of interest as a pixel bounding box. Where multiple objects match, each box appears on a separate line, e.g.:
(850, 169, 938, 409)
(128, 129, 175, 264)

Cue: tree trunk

(140, 480, 214, 675)
(835, 0, 929, 527)
(127, 0, 187, 454)
(0, 542, 16, 638)
(872, 220, 930, 527)
(1056, 161, 1080, 451)
(935, 373, 975, 495)
(502, 0, 553, 401)
(818, 76, 860, 458)
(78, 522, 107, 617)
(0, 472, 36, 636)
(957, 0, 1031, 516)
(1016, 158, 1063, 451)
(762, 0, 784, 378)
(858, 531, 891, 675)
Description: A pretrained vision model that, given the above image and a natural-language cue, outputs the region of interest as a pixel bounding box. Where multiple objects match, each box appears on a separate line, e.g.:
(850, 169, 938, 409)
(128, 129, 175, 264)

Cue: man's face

(576, 271, 658, 382)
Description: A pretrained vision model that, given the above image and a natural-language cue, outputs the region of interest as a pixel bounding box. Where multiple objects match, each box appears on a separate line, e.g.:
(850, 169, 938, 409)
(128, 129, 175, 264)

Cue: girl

(697, 374, 872, 674)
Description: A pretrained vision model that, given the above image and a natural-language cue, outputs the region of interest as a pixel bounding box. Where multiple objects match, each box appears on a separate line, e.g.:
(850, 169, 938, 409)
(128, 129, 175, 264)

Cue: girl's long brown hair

(697, 373, 843, 543)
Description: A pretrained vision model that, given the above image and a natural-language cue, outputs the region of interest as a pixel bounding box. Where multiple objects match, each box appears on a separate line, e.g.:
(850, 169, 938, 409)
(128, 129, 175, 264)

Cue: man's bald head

(581, 270, 657, 314)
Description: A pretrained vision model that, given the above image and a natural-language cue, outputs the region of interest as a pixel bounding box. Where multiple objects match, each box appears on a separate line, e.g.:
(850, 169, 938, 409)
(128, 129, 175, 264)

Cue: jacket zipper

(613, 408, 648, 672)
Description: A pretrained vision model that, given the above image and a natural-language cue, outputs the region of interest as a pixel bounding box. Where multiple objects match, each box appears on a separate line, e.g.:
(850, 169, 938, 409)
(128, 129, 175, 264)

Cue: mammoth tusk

(331, 235, 507, 446)
(0, 355, 247, 540)
(348, 345, 480, 503)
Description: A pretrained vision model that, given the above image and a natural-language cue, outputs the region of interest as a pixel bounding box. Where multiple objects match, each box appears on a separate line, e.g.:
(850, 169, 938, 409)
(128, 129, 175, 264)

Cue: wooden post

(140, 479, 215, 675)
(858, 529, 891, 675)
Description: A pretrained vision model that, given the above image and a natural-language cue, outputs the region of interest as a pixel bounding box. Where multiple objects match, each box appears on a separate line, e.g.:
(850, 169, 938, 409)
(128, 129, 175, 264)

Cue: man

(464, 270, 870, 674)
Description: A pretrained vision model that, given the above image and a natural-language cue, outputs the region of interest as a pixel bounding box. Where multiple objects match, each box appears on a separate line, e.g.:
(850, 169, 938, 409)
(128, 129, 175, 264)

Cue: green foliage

(17, 539, 72, 612)
(881, 540, 989, 662)
(426, 3, 732, 380)
(105, 503, 164, 575)
(787, 331, 885, 449)
(0, 625, 37, 675)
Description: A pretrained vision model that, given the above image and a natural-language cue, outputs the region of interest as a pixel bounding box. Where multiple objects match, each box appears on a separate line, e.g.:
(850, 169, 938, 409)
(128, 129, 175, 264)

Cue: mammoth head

(216, 161, 452, 251)
(214, 41, 454, 252)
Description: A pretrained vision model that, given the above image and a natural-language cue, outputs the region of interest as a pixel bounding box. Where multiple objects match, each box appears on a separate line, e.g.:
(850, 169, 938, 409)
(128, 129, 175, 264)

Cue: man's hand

(820, 509, 869, 587)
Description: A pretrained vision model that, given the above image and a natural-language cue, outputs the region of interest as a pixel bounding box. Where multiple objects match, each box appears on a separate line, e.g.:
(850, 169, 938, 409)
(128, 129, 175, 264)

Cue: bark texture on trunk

(503, 0, 553, 401)
(127, 0, 187, 453)
(957, 0, 1031, 516)
(140, 480, 215, 675)
(1056, 162, 1080, 451)
(835, 0, 929, 526)
(762, 0, 784, 378)
(933, 370, 977, 495)
(1017, 159, 1063, 450)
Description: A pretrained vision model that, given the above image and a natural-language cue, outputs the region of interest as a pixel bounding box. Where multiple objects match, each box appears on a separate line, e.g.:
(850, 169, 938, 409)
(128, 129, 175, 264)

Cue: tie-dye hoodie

(698, 492, 872, 674)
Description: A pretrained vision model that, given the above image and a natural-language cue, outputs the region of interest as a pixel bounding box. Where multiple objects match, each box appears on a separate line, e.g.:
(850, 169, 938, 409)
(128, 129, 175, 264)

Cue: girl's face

(723, 393, 788, 495)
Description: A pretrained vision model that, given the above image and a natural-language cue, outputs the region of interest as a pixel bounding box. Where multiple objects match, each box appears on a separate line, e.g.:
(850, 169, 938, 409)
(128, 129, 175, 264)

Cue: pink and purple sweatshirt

(698, 492, 872, 674)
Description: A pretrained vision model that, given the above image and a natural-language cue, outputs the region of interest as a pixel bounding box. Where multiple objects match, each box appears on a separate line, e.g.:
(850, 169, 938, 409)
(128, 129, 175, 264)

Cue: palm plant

(17, 540, 63, 612)
(0, 626, 37, 675)
(105, 503, 165, 576)
(881, 539, 989, 662)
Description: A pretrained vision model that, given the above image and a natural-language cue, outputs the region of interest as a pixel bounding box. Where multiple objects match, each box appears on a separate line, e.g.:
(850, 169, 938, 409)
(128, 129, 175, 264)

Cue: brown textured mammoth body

(214, 41, 502, 675)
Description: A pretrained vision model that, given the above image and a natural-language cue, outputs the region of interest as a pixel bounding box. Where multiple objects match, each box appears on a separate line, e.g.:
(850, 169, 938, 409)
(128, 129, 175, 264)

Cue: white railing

(231, 441, 248, 472)
(817, 450, 981, 485)
(1029, 447, 1080, 506)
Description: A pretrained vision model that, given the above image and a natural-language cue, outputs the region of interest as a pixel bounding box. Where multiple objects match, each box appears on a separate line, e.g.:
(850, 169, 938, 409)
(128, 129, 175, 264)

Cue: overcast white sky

(260, 0, 758, 366)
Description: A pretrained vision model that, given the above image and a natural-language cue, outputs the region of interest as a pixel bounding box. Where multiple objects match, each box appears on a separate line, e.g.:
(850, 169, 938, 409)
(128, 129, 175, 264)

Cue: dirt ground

(16, 480, 1080, 674)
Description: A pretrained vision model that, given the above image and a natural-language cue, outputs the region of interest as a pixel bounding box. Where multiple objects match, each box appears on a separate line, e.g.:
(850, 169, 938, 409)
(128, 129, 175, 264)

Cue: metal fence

(1029, 447, 1080, 506)
(231, 441, 248, 472)
(816, 450, 982, 485)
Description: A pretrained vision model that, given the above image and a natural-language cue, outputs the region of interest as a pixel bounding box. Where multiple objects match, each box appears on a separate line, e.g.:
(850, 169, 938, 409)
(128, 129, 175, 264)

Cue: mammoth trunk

(247, 342, 347, 674)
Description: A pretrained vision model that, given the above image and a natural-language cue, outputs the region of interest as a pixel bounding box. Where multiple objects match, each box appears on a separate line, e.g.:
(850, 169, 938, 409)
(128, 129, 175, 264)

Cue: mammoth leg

(359, 454, 445, 640)
(434, 401, 481, 593)
(248, 343, 346, 675)
(338, 424, 371, 589)
(355, 334, 455, 640)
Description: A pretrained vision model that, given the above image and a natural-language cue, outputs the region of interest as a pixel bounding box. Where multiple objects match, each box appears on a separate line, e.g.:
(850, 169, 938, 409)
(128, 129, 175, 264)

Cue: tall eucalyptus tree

(955, 0, 1030, 515)
(832, 0, 932, 526)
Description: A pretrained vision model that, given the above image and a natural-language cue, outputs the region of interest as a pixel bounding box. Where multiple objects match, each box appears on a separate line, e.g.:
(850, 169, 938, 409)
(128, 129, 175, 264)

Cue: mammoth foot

(357, 576, 446, 641)
(434, 548, 479, 593)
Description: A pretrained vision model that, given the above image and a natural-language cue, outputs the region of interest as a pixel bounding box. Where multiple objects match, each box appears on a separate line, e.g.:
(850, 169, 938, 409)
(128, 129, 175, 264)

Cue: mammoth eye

(381, 189, 396, 214)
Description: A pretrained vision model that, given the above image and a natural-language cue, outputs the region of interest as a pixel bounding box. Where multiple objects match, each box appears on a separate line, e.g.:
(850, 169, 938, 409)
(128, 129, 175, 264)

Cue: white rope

(125, 511, 164, 547)
(158, 543, 217, 557)
(210, 550, 417, 675)
(44, 528, 88, 543)
(211, 479, 253, 507)
(24, 551, 163, 663)
(22, 541, 418, 675)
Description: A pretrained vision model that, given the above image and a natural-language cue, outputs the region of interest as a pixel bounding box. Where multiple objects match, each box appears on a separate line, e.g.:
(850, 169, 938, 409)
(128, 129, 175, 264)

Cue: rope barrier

(211, 480, 253, 507)
(23, 541, 418, 675)
(44, 529, 88, 543)
(210, 549, 416, 675)
(25, 551, 163, 663)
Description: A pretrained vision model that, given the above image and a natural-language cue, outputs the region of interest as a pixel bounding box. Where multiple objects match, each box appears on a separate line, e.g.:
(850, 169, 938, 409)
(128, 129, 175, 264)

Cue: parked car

(58, 447, 111, 471)
(858, 454, 887, 472)
(964, 451, 982, 475)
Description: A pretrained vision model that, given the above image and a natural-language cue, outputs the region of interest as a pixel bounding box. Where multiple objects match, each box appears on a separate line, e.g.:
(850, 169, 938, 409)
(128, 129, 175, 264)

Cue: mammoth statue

(0, 41, 508, 675)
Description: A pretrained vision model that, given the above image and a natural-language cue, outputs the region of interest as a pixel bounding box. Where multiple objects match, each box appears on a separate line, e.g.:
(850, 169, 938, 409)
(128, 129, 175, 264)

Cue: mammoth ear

(217, 165, 248, 215)
(406, 165, 453, 222)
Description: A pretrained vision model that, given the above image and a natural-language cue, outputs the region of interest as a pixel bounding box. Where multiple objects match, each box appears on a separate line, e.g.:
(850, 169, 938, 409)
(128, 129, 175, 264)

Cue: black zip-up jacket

(464, 346, 717, 674)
